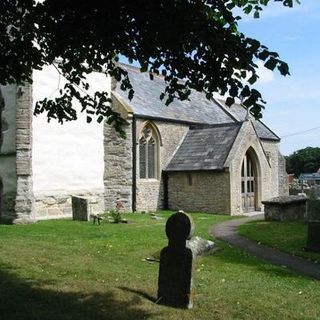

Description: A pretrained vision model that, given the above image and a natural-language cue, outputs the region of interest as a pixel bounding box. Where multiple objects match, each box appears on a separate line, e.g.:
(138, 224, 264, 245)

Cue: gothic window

(139, 124, 159, 179)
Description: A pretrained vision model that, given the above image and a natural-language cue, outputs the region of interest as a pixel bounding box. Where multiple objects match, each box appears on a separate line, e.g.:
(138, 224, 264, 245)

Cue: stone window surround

(138, 121, 162, 180)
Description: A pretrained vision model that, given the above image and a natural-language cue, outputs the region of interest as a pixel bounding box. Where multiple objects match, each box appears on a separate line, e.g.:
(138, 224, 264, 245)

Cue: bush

(110, 209, 123, 223)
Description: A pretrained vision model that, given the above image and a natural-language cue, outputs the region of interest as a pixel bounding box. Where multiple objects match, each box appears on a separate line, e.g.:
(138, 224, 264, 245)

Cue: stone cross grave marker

(157, 210, 194, 309)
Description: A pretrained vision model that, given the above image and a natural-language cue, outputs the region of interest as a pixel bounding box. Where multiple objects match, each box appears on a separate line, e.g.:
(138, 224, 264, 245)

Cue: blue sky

(238, 1, 320, 155)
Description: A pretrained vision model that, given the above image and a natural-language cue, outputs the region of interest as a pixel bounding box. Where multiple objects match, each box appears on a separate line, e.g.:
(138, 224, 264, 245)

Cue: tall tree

(0, 0, 297, 133)
(286, 147, 320, 177)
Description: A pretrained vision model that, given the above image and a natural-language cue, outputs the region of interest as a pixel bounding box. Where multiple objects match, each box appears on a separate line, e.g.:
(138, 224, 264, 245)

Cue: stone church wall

(261, 140, 289, 197)
(0, 83, 34, 223)
(104, 94, 133, 212)
(15, 83, 34, 222)
(167, 171, 230, 213)
(135, 119, 189, 212)
(32, 66, 106, 219)
(278, 150, 289, 196)
(0, 84, 18, 219)
(226, 121, 271, 215)
(33, 191, 104, 220)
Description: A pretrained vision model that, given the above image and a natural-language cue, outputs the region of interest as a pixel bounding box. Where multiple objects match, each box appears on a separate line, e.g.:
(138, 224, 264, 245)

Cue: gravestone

(72, 196, 90, 221)
(306, 221, 320, 252)
(157, 210, 194, 309)
(305, 200, 320, 252)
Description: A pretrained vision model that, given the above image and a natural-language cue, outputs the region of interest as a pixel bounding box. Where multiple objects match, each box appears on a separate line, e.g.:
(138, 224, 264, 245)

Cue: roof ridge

(190, 122, 240, 130)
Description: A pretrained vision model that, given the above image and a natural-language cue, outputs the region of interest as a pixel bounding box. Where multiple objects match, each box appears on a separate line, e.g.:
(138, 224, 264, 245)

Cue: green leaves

(1, 0, 298, 130)
(286, 147, 320, 176)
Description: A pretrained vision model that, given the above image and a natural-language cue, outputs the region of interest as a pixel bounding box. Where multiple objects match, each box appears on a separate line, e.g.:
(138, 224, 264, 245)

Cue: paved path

(211, 215, 320, 280)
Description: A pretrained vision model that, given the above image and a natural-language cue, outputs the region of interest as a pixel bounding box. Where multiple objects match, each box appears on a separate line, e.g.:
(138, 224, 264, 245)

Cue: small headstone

(157, 210, 194, 309)
(72, 196, 90, 221)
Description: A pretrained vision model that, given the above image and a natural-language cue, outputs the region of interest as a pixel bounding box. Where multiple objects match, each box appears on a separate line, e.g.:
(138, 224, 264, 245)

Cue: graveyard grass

(239, 220, 320, 263)
(1, 212, 320, 320)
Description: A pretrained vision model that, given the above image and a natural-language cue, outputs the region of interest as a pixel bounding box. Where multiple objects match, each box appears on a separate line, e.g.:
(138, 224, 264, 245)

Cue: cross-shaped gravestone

(157, 210, 194, 309)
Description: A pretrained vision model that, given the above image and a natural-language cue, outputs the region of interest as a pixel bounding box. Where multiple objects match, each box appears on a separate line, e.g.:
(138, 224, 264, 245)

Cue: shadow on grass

(118, 286, 156, 303)
(0, 264, 156, 320)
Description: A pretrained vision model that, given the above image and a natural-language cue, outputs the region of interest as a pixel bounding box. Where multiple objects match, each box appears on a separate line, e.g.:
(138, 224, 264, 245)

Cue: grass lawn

(1, 211, 320, 320)
(239, 220, 320, 263)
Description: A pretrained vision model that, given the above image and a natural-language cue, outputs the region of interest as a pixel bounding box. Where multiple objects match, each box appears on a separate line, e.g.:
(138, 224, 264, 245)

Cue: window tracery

(139, 124, 159, 179)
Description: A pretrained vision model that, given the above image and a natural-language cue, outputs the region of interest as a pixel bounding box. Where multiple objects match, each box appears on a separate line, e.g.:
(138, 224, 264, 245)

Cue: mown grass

(0, 211, 320, 320)
(239, 220, 320, 263)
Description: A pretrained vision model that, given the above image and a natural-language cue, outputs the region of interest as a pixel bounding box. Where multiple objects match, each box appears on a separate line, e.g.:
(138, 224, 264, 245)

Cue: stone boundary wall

(263, 195, 307, 221)
(34, 191, 104, 220)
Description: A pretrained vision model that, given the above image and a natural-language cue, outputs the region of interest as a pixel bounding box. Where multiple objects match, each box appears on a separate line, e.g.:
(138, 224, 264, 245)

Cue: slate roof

(115, 65, 234, 125)
(165, 123, 241, 172)
(115, 64, 280, 141)
(218, 100, 280, 141)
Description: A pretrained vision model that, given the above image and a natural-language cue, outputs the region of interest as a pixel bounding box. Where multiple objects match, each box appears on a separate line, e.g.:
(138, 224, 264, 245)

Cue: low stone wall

(34, 192, 104, 220)
(263, 195, 308, 221)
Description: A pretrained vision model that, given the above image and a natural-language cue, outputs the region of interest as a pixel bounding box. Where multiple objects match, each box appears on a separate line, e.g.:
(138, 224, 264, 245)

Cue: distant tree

(0, 0, 297, 133)
(286, 147, 320, 177)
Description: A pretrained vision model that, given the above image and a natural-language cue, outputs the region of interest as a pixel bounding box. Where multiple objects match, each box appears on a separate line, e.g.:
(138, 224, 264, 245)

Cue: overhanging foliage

(0, 0, 298, 134)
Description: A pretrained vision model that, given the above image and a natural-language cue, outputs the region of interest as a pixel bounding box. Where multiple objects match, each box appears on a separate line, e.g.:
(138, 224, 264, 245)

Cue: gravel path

(211, 215, 320, 280)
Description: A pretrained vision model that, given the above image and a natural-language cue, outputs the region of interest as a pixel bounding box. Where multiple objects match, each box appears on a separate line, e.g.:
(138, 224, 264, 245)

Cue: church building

(0, 64, 288, 223)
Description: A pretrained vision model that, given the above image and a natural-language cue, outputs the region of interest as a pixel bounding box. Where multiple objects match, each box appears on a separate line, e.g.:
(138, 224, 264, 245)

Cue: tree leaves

(0, 0, 298, 132)
(286, 147, 320, 176)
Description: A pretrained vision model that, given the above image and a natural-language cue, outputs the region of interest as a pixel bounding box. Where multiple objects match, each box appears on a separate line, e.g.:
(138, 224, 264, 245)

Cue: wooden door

(241, 153, 256, 212)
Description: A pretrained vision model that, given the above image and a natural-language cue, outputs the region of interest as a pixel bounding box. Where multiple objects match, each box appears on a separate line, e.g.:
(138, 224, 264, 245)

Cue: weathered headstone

(306, 220, 320, 252)
(305, 200, 320, 252)
(72, 196, 90, 221)
(157, 210, 194, 309)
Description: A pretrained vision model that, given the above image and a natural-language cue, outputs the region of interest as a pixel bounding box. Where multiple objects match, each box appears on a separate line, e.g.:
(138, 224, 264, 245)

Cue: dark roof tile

(165, 123, 241, 172)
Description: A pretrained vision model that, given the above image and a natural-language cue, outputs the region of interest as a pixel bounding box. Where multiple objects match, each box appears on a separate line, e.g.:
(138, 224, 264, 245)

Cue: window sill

(138, 178, 159, 182)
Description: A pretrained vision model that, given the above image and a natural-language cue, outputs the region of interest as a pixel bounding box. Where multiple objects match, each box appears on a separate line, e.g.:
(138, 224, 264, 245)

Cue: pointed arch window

(139, 124, 159, 179)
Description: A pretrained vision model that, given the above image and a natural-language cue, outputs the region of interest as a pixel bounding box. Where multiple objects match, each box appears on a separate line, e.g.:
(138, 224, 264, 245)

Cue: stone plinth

(262, 195, 307, 221)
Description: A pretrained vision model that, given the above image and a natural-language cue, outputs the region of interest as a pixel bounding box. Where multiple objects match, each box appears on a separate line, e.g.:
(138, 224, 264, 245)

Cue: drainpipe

(132, 115, 137, 212)
(163, 172, 169, 210)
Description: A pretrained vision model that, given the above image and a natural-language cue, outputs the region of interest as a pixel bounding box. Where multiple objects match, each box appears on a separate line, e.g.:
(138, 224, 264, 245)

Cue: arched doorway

(241, 150, 258, 212)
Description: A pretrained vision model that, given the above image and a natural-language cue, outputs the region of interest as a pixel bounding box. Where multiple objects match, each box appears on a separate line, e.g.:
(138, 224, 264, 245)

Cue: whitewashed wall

(32, 66, 110, 196)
